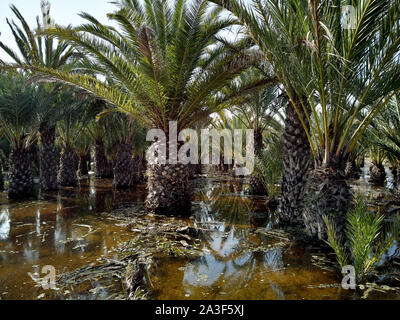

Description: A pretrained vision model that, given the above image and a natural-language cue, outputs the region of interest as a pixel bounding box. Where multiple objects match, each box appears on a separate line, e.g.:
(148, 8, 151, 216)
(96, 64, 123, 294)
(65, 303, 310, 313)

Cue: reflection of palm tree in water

(93, 192, 113, 213)
(197, 181, 252, 227)
(151, 180, 285, 299)
(193, 181, 274, 273)
(196, 181, 273, 257)
(180, 245, 285, 299)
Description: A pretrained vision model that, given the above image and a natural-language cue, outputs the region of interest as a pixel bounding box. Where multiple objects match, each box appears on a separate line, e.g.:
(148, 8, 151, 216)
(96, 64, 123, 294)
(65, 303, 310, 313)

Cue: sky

(0, 0, 115, 62)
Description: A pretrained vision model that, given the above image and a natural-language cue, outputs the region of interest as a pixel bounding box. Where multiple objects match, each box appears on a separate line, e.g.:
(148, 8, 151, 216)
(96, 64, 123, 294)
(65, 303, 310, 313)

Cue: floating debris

(361, 283, 400, 299)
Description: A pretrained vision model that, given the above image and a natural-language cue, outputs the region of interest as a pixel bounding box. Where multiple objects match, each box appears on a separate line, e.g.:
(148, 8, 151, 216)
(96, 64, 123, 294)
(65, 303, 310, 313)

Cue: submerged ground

(0, 166, 399, 300)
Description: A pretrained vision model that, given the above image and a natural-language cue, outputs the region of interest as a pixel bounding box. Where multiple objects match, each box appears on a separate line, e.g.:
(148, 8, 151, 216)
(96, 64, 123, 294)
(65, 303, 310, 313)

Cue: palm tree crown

(213, 0, 400, 165)
(21, 0, 253, 134)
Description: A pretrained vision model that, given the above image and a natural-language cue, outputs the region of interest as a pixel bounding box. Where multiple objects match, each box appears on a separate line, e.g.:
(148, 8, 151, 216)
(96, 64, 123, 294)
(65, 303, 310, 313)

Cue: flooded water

(0, 178, 147, 300)
(0, 169, 399, 300)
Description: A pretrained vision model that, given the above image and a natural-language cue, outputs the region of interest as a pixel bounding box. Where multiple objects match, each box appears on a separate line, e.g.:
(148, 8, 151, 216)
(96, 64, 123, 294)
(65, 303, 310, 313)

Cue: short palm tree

(15, 0, 252, 213)
(106, 113, 146, 189)
(0, 1, 78, 191)
(56, 91, 92, 187)
(367, 94, 400, 185)
(325, 196, 400, 283)
(86, 111, 114, 179)
(74, 129, 92, 177)
(254, 135, 284, 210)
(344, 141, 364, 180)
(365, 128, 387, 186)
(0, 73, 39, 199)
(214, 0, 400, 239)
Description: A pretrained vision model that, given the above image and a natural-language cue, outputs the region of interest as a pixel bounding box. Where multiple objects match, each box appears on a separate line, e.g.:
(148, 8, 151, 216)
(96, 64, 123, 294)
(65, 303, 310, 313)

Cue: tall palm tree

(211, 112, 246, 173)
(0, 1, 78, 191)
(227, 69, 285, 194)
(14, 0, 252, 213)
(213, 0, 400, 239)
(0, 73, 39, 199)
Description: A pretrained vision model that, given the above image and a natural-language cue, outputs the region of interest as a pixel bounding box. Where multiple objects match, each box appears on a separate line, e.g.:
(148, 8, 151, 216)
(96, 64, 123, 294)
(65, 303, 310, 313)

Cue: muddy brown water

(0, 170, 399, 300)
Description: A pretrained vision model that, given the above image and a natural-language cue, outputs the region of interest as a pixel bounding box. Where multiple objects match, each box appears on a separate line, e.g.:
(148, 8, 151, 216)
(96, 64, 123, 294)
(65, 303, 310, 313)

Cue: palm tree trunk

(8, 147, 34, 199)
(146, 162, 191, 214)
(303, 155, 352, 240)
(114, 142, 134, 189)
(145, 134, 191, 214)
(78, 151, 90, 176)
(95, 140, 113, 178)
(39, 125, 59, 191)
(136, 157, 147, 183)
(280, 100, 311, 225)
(58, 146, 78, 187)
(369, 163, 386, 186)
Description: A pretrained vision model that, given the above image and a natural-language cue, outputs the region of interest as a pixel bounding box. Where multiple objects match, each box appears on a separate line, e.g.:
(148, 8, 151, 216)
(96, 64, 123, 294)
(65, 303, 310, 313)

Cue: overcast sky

(0, 0, 115, 62)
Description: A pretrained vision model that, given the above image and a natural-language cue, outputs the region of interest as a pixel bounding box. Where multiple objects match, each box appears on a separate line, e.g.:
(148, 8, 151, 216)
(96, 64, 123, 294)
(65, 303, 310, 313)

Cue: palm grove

(0, 0, 400, 258)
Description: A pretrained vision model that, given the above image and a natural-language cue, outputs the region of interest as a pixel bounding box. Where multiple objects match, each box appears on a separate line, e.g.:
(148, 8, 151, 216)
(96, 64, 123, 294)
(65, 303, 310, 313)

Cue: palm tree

(86, 112, 114, 179)
(212, 112, 246, 173)
(253, 133, 284, 211)
(367, 94, 400, 185)
(0, 2, 78, 191)
(227, 69, 285, 194)
(344, 142, 364, 180)
(56, 91, 92, 187)
(74, 129, 92, 177)
(213, 0, 400, 239)
(106, 113, 146, 189)
(0, 73, 39, 199)
(365, 129, 387, 186)
(14, 0, 253, 213)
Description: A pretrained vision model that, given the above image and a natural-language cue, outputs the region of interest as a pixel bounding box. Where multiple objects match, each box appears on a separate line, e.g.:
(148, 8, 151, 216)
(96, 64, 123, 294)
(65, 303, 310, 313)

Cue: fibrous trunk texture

(78, 151, 90, 176)
(114, 142, 135, 189)
(369, 163, 386, 186)
(8, 147, 34, 199)
(39, 125, 59, 191)
(136, 157, 147, 183)
(95, 140, 113, 178)
(58, 146, 78, 187)
(280, 100, 311, 225)
(146, 163, 191, 214)
(303, 158, 352, 241)
(249, 175, 266, 195)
